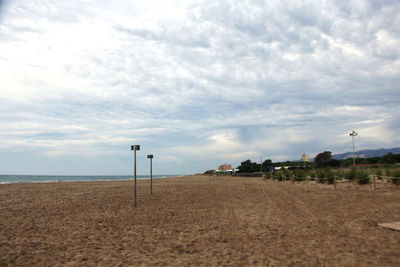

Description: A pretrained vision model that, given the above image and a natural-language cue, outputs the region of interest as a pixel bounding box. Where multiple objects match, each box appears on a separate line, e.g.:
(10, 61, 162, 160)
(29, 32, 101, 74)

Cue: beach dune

(0, 175, 399, 265)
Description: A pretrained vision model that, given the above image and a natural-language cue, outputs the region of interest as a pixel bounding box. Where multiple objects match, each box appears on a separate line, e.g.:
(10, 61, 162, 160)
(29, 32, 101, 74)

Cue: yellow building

(301, 153, 309, 163)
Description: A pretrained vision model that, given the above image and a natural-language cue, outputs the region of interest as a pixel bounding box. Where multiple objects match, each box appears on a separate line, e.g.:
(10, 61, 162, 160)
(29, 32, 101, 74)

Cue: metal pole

(150, 157, 153, 195)
(260, 156, 262, 177)
(352, 135, 355, 169)
(134, 148, 137, 207)
(131, 145, 140, 207)
(349, 131, 357, 169)
(147, 154, 153, 195)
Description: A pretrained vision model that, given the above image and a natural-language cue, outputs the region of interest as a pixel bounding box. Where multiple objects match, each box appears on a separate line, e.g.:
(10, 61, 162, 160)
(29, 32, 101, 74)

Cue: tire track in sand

(258, 180, 317, 223)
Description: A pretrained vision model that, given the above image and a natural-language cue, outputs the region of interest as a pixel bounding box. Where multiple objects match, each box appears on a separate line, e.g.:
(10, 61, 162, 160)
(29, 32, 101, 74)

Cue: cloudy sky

(0, 0, 399, 175)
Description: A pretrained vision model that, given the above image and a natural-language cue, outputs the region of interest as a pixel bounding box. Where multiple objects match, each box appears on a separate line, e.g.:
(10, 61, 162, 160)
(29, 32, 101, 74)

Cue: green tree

(237, 159, 258, 173)
(262, 159, 272, 171)
(314, 151, 334, 168)
(384, 152, 395, 164)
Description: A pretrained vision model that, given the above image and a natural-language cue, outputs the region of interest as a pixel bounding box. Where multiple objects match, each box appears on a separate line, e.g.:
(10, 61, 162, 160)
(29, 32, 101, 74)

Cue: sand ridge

(0, 175, 399, 266)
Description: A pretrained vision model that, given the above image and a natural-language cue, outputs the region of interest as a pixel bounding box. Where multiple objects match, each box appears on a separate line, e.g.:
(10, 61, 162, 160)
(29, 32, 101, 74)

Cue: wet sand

(1, 175, 399, 266)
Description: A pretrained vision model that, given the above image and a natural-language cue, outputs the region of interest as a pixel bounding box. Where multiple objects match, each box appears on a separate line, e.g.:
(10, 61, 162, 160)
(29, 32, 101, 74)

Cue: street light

(131, 145, 140, 207)
(147, 154, 154, 195)
(349, 131, 358, 168)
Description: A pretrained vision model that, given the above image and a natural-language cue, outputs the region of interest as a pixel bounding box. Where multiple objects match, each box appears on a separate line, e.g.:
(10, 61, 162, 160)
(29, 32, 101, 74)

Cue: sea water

(0, 175, 178, 184)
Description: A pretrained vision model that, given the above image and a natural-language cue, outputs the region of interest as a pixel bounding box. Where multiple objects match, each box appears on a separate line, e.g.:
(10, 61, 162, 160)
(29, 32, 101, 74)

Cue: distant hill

(332, 147, 400, 160)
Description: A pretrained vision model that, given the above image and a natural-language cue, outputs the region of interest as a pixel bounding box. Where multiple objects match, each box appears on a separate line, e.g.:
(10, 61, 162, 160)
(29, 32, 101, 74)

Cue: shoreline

(0, 174, 188, 185)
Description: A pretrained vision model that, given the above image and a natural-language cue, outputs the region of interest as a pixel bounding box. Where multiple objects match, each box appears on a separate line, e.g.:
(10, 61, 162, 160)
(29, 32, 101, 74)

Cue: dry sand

(1, 175, 399, 266)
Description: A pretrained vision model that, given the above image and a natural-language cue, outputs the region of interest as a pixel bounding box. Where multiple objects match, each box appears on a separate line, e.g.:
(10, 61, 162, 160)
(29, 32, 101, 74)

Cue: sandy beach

(1, 175, 399, 266)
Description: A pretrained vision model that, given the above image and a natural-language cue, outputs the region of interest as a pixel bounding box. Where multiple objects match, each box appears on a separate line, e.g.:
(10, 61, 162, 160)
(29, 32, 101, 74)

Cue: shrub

(345, 169, 356, 181)
(317, 170, 326, 184)
(336, 170, 345, 179)
(355, 169, 370, 184)
(389, 169, 400, 186)
(282, 169, 290, 177)
(375, 168, 383, 180)
(317, 169, 334, 184)
(274, 172, 284, 181)
(385, 167, 391, 177)
(315, 170, 322, 182)
(293, 170, 305, 181)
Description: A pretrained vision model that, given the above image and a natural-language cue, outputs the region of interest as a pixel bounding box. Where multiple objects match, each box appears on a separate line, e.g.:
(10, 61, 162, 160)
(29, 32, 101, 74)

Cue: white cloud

(0, 0, 399, 174)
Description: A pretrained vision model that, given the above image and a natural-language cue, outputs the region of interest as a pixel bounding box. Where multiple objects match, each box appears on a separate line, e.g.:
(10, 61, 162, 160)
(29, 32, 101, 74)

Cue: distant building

(218, 164, 233, 173)
(301, 153, 309, 162)
(275, 166, 290, 170)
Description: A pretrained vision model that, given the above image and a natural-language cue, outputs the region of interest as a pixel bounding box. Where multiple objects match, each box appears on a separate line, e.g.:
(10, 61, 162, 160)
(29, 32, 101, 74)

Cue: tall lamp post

(131, 145, 140, 207)
(349, 131, 358, 169)
(147, 154, 153, 195)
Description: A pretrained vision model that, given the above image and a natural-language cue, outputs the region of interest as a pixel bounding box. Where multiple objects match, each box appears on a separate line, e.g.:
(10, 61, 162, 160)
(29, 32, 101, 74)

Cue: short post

(306, 176, 309, 186)
(291, 175, 294, 185)
(131, 145, 140, 207)
(147, 155, 154, 195)
(334, 176, 337, 189)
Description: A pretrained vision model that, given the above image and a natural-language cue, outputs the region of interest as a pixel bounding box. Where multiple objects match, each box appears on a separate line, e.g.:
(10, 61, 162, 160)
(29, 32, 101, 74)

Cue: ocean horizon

(0, 174, 183, 184)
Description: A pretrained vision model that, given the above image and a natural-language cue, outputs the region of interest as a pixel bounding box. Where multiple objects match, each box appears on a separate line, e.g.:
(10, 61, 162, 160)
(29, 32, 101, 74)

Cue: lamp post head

(131, 145, 140, 150)
(147, 154, 153, 159)
(349, 130, 358, 137)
